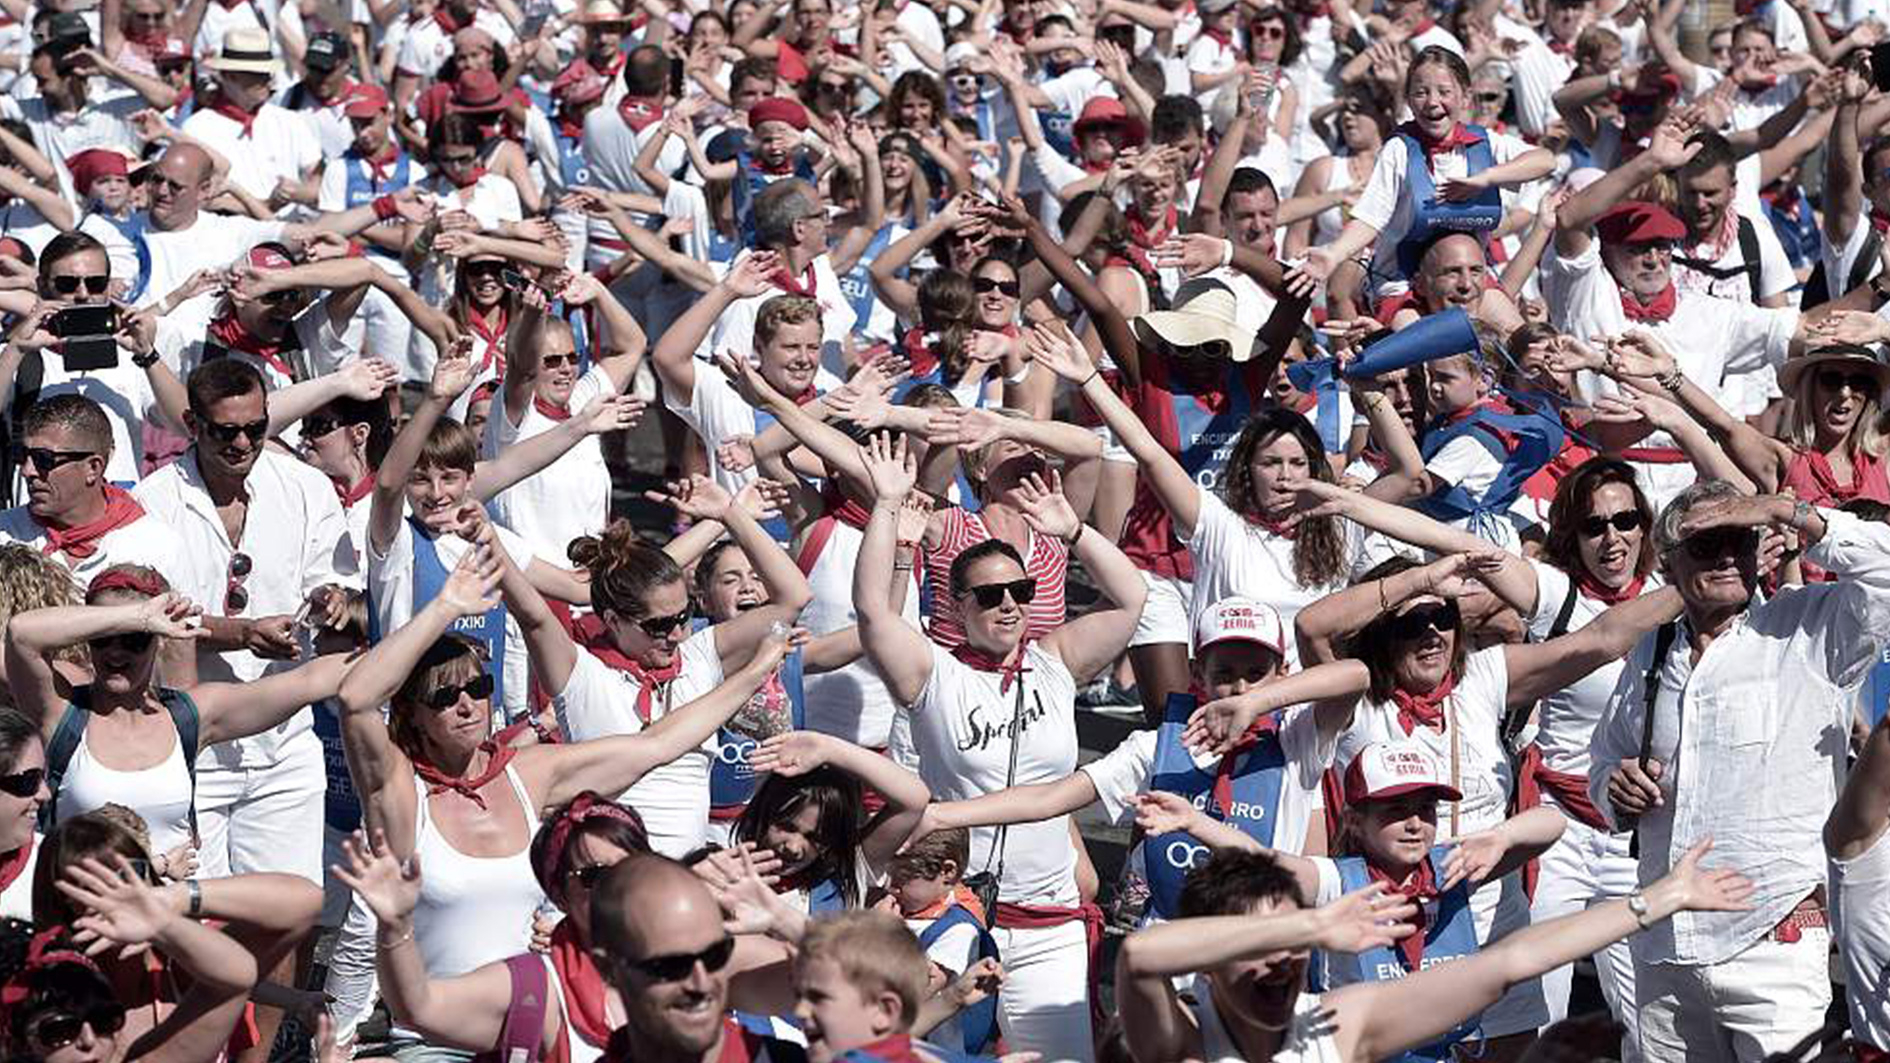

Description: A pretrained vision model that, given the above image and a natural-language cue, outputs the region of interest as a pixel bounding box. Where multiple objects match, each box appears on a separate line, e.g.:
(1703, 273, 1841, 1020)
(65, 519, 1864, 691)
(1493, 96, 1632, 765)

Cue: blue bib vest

(708, 647, 806, 815)
(312, 698, 363, 833)
(1145, 693, 1287, 920)
(1395, 125, 1501, 278)
(552, 131, 592, 190)
(1416, 393, 1563, 537)
(1173, 369, 1257, 494)
(916, 905, 1001, 1055)
(1322, 847, 1480, 1062)
(409, 520, 508, 712)
(840, 223, 898, 339)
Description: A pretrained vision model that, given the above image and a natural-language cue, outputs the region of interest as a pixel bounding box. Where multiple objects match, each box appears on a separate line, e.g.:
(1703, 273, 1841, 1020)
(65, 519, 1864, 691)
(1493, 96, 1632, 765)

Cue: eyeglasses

(973, 276, 1020, 297)
(960, 578, 1036, 610)
(13, 445, 95, 473)
(1678, 526, 1757, 562)
(25, 1006, 126, 1051)
(48, 274, 109, 296)
(631, 606, 693, 639)
(1252, 22, 1287, 38)
(623, 936, 736, 982)
(425, 672, 495, 709)
(202, 418, 269, 445)
(542, 352, 579, 369)
(1817, 369, 1879, 395)
(301, 416, 346, 439)
(438, 151, 479, 167)
(568, 863, 610, 890)
(1386, 600, 1460, 641)
(0, 766, 44, 798)
(1474, 91, 1506, 103)
(88, 631, 155, 655)
(260, 288, 304, 307)
(1578, 509, 1644, 538)
(225, 552, 253, 612)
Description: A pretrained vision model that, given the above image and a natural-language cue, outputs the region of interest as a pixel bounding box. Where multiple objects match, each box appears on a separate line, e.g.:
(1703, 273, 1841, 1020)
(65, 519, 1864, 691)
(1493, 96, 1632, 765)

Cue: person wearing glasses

(854, 432, 1146, 1063)
(1506, 0, 1587, 138)
(1587, 485, 1890, 1058)
(0, 708, 51, 918)
(178, 28, 321, 204)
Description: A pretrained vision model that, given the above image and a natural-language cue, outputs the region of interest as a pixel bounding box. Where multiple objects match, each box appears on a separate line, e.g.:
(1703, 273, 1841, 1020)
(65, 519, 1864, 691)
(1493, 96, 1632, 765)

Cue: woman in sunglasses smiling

(0, 709, 49, 920)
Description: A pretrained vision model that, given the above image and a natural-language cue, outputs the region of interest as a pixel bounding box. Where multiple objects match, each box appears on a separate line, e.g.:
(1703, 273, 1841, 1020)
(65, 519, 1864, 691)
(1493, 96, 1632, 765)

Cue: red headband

(85, 568, 166, 602)
(0, 926, 102, 1010)
(532, 791, 647, 896)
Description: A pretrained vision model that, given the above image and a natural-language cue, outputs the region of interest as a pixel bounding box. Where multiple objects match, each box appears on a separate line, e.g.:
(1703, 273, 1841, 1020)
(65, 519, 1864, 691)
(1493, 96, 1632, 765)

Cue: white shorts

(193, 729, 326, 885)
(992, 920, 1093, 1063)
(1532, 805, 1640, 1058)
(1129, 572, 1193, 649)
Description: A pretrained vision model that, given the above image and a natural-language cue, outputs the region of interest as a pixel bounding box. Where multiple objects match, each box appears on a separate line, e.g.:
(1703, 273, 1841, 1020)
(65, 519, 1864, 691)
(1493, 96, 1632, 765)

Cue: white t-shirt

(708, 253, 859, 378)
(7, 88, 144, 166)
(485, 367, 613, 562)
(156, 303, 358, 395)
(1834, 826, 1890, 1053)
(552, 627, 727, 858)
(394, 10, 516, 79)
(181, 104, 324, 202)
(1672, 210, 1795, 305)
(1524, 559, 1663, 778)
(130, 211, 290, 328)
(1186, 491, 1369, 668)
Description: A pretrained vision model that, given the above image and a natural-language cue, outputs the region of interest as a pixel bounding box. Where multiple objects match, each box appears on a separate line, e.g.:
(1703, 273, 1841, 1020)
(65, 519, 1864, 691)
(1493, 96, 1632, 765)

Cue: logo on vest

(716, 736, 757, 767)
(1165, 839, 1210, 870)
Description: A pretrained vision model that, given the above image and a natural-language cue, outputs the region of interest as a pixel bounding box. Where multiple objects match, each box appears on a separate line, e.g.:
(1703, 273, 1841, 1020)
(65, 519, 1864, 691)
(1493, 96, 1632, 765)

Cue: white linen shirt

(1588, 508, 1890, 965)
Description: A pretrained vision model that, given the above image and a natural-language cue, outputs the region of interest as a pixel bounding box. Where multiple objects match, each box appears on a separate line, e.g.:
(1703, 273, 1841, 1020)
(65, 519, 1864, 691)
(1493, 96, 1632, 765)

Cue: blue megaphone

(1342, 307, 1479, 380)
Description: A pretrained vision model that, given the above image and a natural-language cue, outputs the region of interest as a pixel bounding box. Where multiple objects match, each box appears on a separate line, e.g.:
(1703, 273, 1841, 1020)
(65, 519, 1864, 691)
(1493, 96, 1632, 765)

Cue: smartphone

(500, 268, 531, 293)
(669, 55, 686, 97)
(49, 304, 117, 339)
(1874, 42, 1890, 93)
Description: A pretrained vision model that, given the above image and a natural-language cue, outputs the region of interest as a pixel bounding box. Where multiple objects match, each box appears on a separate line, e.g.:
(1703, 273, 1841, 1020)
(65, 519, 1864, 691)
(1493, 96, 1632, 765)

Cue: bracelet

(132, 348, 160, 369)
(1079, 369, 1101, 389)
(1656, 368, 1684, 393)
(186, 878, 202, 917)
(1217, 238, 1234, 268)
(1626, 890, 1653, 930)
(1377, 579, 1390, 613)
(371, 194, 399, 221)
(1067, 524, 1085, 549)
(379, 926, 416, 949)
(1790, 499, 1814, 531)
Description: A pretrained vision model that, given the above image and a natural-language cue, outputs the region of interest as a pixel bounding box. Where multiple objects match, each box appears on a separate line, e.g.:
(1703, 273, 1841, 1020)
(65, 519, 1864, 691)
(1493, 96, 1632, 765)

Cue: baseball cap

(1193, 597, 1287, 657)
(304, 31, 347, 71)
(245, 244, 295, 271)
(1595, 200, 1685, 246)
(705, 128, 750, 164)
(1342, 743, 1464, 806)
(341, 82, 389, 118)
(36, 12, 90, 53)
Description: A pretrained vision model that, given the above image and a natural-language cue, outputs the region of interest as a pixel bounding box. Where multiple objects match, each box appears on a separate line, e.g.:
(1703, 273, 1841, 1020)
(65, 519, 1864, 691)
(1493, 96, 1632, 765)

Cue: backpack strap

(1851, 229, 1884, 296)
(1735, 215, 1763, 303)
(38, 701, 88, 832)
(475, 954, 549, 1063)
(154, 688, 202, 841)
(1627, 621, 1679, 857)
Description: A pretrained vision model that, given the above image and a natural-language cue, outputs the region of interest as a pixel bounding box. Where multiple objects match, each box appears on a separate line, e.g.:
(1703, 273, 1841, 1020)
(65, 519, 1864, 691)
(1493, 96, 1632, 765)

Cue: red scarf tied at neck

(207, 312, 295, 379)
(950, 641, 1032, 694)
(617, 96, 664, 134)
(210, 98, 260, 138)
(362, 143, 403, 185)
(1368, 856, 1438, 970)
(534, 395, 572, 422)
(548, 920, 613, 1050)
(41, 486, 144, 560)
(1394, 120, 1483, 168)
(411, 739, 516, 810)
(1619, 283, 1678, 324)
(770, 262, 818, 298)
(331, 472, 375, 511)
(1390, 670, 1457, 736)
(1576, 572, 1644, 606)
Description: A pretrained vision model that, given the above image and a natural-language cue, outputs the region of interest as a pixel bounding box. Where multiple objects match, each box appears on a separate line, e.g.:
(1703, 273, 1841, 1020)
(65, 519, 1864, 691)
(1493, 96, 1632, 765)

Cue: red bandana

(39, 487, 144, 561)
(1872, 211, 1890, 235)
(1395, 120, 1483, 168)
(1201, 26, 1234, 49)
(0, 836, 33, 894)
(1390, 670, 1456, 736)
(549, 920, 613, 1049)
(1576, 572, 1644, 605)
(902, 328, 942, 379)
(949, 640, 1032, 694)
(1125, 205, 1177, 277)
(411, 740, 516, 810)
(621, 653, 683, 724)
(1803, 449, 1880, 504)
(1213, 711, 1279, 820)
(331, 471, 375, 510)
(210, 98, 259, 138)
(447, 164, 488, 190)
(466, 305, 508, 370)
(617, 95, 664, 133)
(208, 312, 295, 379)
(1367, 856, 1438, 969)
(1252, 513, 1297, 539)
(534, 395, 572, 422)
(770, 263, 818, 298)
(433, 7, 465, 32)
(362, 143, 403, 185)
(1619, 283, 1678, 324)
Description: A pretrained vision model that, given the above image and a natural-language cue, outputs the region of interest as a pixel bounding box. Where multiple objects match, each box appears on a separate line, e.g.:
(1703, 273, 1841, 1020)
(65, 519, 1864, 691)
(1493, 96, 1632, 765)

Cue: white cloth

(1671, 210, 1795, 305)
(1, 352, 157, 487)
(192, 729, 327, 883)
(129, 211, 289, 328)
(55, 718, 195, 854)
(181, 104, 323, 201)
(393, 9, 515, 79)
(992, 922, 1092, 1063)
(1633, 927, 1832, 1062)
(484, 367, 614, 561)
(1525, 560, 1665, 777)
(1186, 492, 1370, 668)
(1509, 41, 1575, 139)
(1834, 825, 1890, 1052)
(409, 763, 544, 979)
(0, 508, 187, 591)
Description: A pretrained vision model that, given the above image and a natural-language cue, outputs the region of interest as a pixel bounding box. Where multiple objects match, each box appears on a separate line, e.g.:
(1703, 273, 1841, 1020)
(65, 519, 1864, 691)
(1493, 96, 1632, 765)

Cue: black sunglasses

(624, 936, 736, 982)
(13, 445, 95, 473)
(88, 631, 155, 655)
(973, 276, 1020, 298)
(203, 418, 270, 445)
(26, 1006, 126, 1051)
(1816, 369, 1879, 395)
(0, 766, 43, 798)
(1387, 600, 1460, 641)
(1578, 510, 1644, 538)
(631, 606, 693, 639)
(301, 416, 346, 439)
(542, 352, 579, 369)
(425, 672, 496, 709)
(225, 551, 253, 613)
(568, 863, 610, 889)
(48, 274, 109, 296)
(1678, 526, 1757, 562)
(463, 260, 507, 278)
(960, 578, 1036, 610)
(260, 288, 304, 306)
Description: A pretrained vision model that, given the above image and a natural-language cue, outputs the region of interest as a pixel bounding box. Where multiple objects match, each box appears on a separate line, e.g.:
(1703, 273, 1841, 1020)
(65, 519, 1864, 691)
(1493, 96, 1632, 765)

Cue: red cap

(68, 149, 130, 196)
(1595, 200, 1686, 246)
(1074, 96, 1146, 146)
(342, 82, 390, 118)
(246, 245, 294, 271)
(1342, 742, 1464, 806)
(449, 69, 506, 112)
(552, 60, 607, 106)
(748, 96, 810, 132)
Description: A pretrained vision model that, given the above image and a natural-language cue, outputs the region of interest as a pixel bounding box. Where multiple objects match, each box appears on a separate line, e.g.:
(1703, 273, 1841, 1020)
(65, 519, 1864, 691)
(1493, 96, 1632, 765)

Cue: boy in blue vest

(797, 910, 1000, 1063)
(885, 827, 1000, 1056)
(1405, 340, 1557, 554)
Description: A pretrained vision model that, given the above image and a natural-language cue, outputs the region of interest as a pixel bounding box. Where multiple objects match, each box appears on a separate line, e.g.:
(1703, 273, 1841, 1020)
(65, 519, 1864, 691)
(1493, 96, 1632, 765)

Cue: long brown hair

(1542, 457, 1656, 582)
(1220, 408, 1345, 588)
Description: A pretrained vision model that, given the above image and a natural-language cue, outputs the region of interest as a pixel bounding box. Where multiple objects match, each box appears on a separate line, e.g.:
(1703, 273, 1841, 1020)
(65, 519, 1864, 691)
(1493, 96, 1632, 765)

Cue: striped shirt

(922, 506, 1068, 650)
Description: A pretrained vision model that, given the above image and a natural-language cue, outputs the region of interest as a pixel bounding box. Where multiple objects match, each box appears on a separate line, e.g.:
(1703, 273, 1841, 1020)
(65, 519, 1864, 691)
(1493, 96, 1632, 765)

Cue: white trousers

(1634, 927, 1832, 1062)
(991, 920, 1093, 1063)
(1530, 803, 1642, 1059)
(193, 730, 326, 885)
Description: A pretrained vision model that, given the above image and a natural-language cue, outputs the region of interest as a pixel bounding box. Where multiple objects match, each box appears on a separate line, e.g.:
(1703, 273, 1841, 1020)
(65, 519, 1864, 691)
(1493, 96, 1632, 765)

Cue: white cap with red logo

(1192, 597, 1287, 657)
(1342, 742, 1464, 806)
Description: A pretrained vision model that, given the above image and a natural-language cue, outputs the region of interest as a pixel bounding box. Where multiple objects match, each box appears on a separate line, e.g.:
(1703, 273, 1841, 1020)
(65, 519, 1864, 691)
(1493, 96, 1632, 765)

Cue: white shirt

(1525, 559, 1663, 778)
(1834, 825, 1890, 1052)
(552, 628, 727, 858)
(7, 87, 144, 166)
(129, 211, 290, 328)
(485, 367, 613, 561)
(1186, 491, 1369, 668)
(1508, 41, 1575, 139)
(275, 82, 357, 159)
(579, 102, 687, 261)
(1589, 508, 1890, 965)
(2, 351, 157, 486)
(394, 10, 515, 79)
(1352, 128, 1536, 296)
(181, 103, 324, 202)
(1672, 209, 1795, 305)
(133, 449, 361, 767)
(0, 505, 187, 590)
(156, 303, 357, 392)
(908, 642, 1080, 907)
(708, 253, 858, 378)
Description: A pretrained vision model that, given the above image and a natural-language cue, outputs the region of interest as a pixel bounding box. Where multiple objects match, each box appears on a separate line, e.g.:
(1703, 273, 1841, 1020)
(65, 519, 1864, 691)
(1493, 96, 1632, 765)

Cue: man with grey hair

(1588, 481, 1890, 1060)
(706, 175, 883, 376)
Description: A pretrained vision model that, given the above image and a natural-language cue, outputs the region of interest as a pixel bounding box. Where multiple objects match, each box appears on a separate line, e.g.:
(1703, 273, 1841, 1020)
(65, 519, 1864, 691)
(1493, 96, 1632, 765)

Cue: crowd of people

(0, 0, 1881, 1058)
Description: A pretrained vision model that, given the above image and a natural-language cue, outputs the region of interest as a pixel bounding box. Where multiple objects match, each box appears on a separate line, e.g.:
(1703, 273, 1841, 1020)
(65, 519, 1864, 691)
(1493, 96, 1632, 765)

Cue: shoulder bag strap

(979, 676, 1030, 896)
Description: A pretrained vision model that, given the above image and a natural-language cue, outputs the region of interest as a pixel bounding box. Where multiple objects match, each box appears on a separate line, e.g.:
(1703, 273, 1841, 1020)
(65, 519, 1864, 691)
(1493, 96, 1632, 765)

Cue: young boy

(884, 828, 999, 1055)
(796, 910, 1000, 1063)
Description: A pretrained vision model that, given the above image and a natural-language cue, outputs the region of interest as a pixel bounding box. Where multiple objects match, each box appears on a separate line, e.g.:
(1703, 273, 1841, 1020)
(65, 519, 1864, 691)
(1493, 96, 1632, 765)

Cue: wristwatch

(131, 348, 160, 369)
(1626, 890, 1652, 930)
(1871, 273, 1890, 303)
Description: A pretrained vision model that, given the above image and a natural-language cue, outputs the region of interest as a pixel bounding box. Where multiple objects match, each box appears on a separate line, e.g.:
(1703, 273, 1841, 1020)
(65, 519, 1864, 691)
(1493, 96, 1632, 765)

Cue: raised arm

(193, 652, 354, 745)
(852, 433, 936, 705)
(1829, 712, 1890, 859)
(750, 730, 931, 870)
(1028, 471, 1147, 682)
(5, 595, 204, 737)
(650, 254, 779, 403)
(1294, 551, 1491, 664)
(1502, 586, 1683, 708)
(369, 340, 477, 556)
(473, 394, 645, 501)
(1826, 69, 1870, 247)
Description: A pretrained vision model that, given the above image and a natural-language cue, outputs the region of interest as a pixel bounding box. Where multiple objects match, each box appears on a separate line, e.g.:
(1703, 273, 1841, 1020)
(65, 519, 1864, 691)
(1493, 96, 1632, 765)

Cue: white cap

(1343, 743, 1464, 806)
(944, 42, 980, 71)
(1193, 597, 1287, 657)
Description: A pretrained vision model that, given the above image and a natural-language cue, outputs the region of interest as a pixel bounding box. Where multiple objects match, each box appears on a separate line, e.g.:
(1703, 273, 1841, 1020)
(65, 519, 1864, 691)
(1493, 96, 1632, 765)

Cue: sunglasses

(463, 260, 507, 279)
(542, 352, 579, 369)
(26, 1006, 126, 1051)
(88, 631, 155, 655)
(973, 276, 1020, 297)
(1474, 91, 1506, 103)
(438, 152, 479, 167)
(260, 288, 304, 307)
(631, 606, 693, 639)
(13, 445, 95, 473)
(301, 416, 346, 439)
(1817, 369, 1879, 394)
(48, 274, 109, 296)
(568, 863, 610, 889)
(624, 936, 736, 982)
(1252, 22, 1286, 38)
(960, 578, 1036, 610)
(1387, 600, 1460, 641)
(203, 418, 270, 445)
(225, 552, 253, 613)
(1678, 526, 1757, 562)
(426, 672, 495, 709)
(0, 766, 43, 798)
(1578, 509, 1644, 538)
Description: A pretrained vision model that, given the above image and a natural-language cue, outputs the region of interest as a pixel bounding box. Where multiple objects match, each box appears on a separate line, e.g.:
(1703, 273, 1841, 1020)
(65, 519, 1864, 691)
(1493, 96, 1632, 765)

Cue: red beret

(67, 149, 129, 196)
(552, 60, 607, 106)
(748, 96, 809, 133)
(1595, 200, 1686, 246)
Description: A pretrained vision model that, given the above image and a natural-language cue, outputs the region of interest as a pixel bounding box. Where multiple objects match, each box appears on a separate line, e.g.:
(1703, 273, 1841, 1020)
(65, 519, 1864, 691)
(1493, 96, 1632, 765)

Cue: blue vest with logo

(409, 520, 508, 712)
(918, 905, 1001, 1054)
(1323, 847, 1480, 1062)
(312, 698, 362, 832)
(1146, 693, 1287, 920)
(1172, 368, 1257, 494)
(1395, 125, 1501, 278)
(1415, 394, 1563, 538)
(339, 152, 414, 262)
(840, 223, 898, 340)
(552, 131, 592, 189)
(708, 647, 806, 815)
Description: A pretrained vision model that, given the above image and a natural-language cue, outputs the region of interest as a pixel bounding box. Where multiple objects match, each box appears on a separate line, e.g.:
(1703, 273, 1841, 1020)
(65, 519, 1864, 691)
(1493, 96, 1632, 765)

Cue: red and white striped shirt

(923, 506, 1068, 650)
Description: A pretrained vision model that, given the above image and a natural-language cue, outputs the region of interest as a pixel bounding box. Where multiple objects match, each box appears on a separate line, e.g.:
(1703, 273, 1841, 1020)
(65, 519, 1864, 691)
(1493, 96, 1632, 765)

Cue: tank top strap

(502, 763, 541, 830)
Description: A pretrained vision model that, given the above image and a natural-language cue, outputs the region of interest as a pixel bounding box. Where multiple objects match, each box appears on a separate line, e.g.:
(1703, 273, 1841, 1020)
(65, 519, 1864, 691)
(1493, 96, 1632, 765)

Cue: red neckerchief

(1213, 712, 1279, 819)
(1547, 36, 1574, 55)
(0, 836, 32, 893)
(1408, 15, 1436, 34)
(770, 262, 818, 297)
(313, 78, 357, 108)
(1201, 26, 1234, 49)
(432, 7, 465, 33)
(411, 740, 516, 810)
(361, 142, 402, 184)
(534, 394, 572, 422)
(557, 115, 585, 141)
(1252, 513, 1297, 539)
(39, 486, 144, 560)
(1367, 856, 1438, 969)
(549, 920, 613, 1048)
(447, 164, 488, 190)
(331, 471, 374, 510)
(1871, 211, 1890, 235)
(617, 95, 664, 133)
(902, 328, 942, 378)
(1125, 205, 1176, 276)
(1390, 670, 1456, 736)
(896, 882, 988, 923)
(466, 305, 508, 368)
(1805, 449, 1879, 503)
(817, 480, 872, 530)
(621, 653, 683, 724)
(1394, 120, 1483, 169)
(210, 98, 259, 138)
(1576, 572, 1644, 605)
(1619, 283, 1678, 324)
(604, 1016, 755, 1063)
(950, 640, 1032, 694)
(207, 312, 295, 379)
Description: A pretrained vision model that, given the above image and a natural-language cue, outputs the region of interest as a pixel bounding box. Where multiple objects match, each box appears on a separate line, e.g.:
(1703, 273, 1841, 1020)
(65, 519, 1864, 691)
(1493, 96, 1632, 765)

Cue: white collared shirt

(134, 448, 361, 768)
(0, 505, 187, 590)
(1589, 508, 1890, 965)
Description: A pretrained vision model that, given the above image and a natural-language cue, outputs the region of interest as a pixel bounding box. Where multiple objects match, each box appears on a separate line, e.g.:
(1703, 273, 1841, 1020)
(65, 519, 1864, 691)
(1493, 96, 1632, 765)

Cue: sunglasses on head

(48, 274, 109, 296)
(203, 418, 269, 445)
(624, 936, 736, 982)
(1678, 526, 1757, 562)
(425, 672, 495, 709)
(0, 766, 43, 799)
(973, 276, 1020, 297)
(88, 631, 155, 655)
(26, 1006, 126, 1051)
(542, 352, 579, 369)
(13, 445, 95, 473)
(631, 606, 693, 639)
(1387, 600, 1460, 641)
(1817, 368, 1879, 395)
(1579, 509, 1644, 537)
(960, 578, 1036, 610)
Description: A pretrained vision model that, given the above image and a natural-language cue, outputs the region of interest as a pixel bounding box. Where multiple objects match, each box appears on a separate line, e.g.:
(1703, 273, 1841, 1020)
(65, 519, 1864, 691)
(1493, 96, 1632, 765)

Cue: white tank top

(58, 723, 194, 855)
(1192, 982, 1343, 1063)
(1313, 153, 1362, 248)
(411, 765, 546, 978)
(798, 519, 920, 750)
